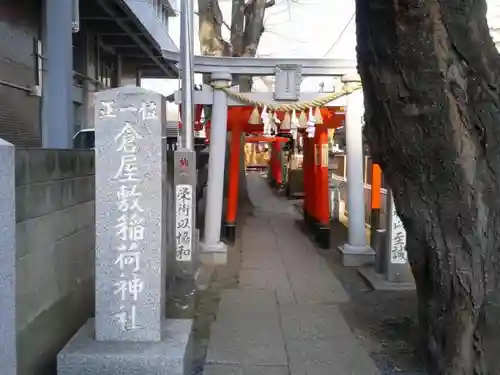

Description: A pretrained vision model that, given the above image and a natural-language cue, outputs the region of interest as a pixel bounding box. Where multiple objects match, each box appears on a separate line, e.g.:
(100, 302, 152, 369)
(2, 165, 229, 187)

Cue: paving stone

(242, 251, 283, 270)
(206, 317, 287, 366)
(239, 269, 295, 304)
(239, 267, 286, 283)
(291, 281, 350, 304)
(216, 290, 279, 318)
(287, 338, 380, 375)
(203, 364, 289, 375)
(242, 237, 278, 254)
(279, 304, 354, 341)
(286, 263, 350, 304)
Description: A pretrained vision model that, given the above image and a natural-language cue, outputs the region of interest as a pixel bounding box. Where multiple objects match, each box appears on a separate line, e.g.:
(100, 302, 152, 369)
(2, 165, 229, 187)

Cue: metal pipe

(0, 80, 31, 93)
(180, 0, 195, 150)
(73, 71, 102, 88)
(72, 0, 80, 33)
(35, 40, 43, 91)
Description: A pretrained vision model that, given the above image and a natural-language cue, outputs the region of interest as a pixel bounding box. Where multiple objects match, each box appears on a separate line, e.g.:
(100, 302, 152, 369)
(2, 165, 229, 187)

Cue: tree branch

(244, 0, 275, 14)
(265, 0, 276, 8)
(231, 0, 246, 56)
(195, 11, 231, 32)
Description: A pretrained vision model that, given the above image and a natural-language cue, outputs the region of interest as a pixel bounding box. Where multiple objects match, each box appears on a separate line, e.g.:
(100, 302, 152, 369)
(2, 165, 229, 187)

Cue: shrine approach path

(203, 171, 381, 375)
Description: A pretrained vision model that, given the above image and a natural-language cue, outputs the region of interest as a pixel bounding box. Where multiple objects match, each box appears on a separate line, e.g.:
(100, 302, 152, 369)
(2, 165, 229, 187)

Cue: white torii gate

(171, 54, 373, 267)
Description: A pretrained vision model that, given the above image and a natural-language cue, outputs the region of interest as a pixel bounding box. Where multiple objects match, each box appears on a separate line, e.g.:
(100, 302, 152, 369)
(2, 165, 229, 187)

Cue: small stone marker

(94, 85, 166, 342)
(175, 184, 194, 262)
(173, 150, 198, 276)
(389, 197, 407, 264)
(385, 191, 413, 283)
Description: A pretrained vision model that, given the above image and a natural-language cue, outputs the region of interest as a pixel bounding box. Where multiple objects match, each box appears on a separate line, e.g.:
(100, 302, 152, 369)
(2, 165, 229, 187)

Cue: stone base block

(58, 319, 192, 375)
(314, 226, 330, 249)
(200, 241, 228, 265)
(358, 266, 415, 291)
(195, 263, 215, 291)
(301, 210, 331, 249)
(224, 223, 236, 245)
(337, 244, 375, 267)
(303, 209, 312, 229)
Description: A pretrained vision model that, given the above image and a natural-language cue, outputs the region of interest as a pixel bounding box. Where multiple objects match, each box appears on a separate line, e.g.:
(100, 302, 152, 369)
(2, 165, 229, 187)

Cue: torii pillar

(200, 72, 232, 265)
(337, 74, 375, 266)
(224, 121, 242, 244)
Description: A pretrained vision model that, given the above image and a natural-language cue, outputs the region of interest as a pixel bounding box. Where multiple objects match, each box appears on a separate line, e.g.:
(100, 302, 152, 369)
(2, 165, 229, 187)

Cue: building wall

(0, 0, 42, 147)
(15, 149, 95, 375)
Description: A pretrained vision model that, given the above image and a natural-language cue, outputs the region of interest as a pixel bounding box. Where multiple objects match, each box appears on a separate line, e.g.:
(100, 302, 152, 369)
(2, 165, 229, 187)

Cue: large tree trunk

(356, 0, 500, 373)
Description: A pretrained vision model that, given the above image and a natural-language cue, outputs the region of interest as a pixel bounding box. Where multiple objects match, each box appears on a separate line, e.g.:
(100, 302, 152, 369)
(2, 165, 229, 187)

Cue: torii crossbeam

(161, 51, 358, 76)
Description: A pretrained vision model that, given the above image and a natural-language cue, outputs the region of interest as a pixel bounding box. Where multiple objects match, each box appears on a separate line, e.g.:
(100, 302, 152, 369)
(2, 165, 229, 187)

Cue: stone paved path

(203, 172, 381, 375)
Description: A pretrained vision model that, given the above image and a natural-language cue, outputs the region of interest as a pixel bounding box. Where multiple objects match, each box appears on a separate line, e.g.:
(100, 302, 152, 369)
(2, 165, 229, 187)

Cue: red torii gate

(178, 103, 347, 247)
(222, 106, 345, 247)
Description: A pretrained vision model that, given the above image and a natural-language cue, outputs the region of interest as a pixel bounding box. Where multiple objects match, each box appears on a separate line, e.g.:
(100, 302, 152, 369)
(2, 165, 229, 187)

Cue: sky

(142, 0, 356, 100)
(143, 0, 500, 119)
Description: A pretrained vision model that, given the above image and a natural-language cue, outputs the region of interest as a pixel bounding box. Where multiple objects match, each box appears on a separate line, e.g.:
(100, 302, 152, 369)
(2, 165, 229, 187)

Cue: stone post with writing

(93, 85, 166, 341)
(173, 150, 198, 277)
(58, 86, 192, 375)
(385, 190, 414, 283)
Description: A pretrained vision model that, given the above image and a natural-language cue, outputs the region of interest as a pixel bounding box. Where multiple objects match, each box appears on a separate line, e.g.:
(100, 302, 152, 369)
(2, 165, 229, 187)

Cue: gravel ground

(317, 221, 427, 375)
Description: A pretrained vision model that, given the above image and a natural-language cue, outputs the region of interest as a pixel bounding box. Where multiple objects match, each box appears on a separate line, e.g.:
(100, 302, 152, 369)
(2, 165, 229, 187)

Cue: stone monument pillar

(337, 74, 375, 266)
(200, 72, 232, 265)
(384, 190, 413, 283)
(0, 138, 16, 375)
(358, 189, 415, 290)
(58, 86, 192, 375)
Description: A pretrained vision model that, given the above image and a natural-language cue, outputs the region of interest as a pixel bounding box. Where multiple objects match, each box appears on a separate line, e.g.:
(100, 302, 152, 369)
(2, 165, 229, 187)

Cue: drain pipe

(72, 0, 80, 33)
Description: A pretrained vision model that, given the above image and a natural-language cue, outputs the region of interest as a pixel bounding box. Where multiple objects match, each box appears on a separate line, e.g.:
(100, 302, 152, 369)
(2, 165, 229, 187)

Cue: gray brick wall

(15, 149, 95, 375)
(0, 0, 42, 147)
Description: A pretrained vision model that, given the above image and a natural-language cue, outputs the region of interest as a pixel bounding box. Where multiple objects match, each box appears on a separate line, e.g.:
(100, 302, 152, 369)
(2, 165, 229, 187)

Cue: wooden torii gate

(172, 56, 374, 267)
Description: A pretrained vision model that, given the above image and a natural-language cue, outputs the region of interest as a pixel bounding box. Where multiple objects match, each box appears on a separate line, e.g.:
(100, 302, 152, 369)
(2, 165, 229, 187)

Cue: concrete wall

(15, 149, 95, 375)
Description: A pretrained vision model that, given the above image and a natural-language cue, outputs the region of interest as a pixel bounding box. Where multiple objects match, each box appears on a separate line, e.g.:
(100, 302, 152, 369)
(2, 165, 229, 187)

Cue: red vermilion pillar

(224, 122, 242, 244)
(303, 132, 315, 228)
(275, 139, 284, 188)
(270, 140, 279, 188)
(314, 126, 330, 248)
(370, 162, 382, 247)
(302, 131, 309, 223)
(205, 121, 212, 144)
(269, 141, 276, 186)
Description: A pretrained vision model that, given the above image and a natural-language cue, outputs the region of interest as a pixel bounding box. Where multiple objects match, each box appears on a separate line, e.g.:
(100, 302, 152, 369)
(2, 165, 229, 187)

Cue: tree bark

(198, 0, 231, 57)
(356, 0, 500, 373)
(230, 0, 246, 56)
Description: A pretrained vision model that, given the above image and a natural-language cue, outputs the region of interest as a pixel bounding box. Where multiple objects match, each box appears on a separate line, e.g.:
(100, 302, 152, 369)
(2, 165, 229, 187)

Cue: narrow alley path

(203, 172, 380, 375)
